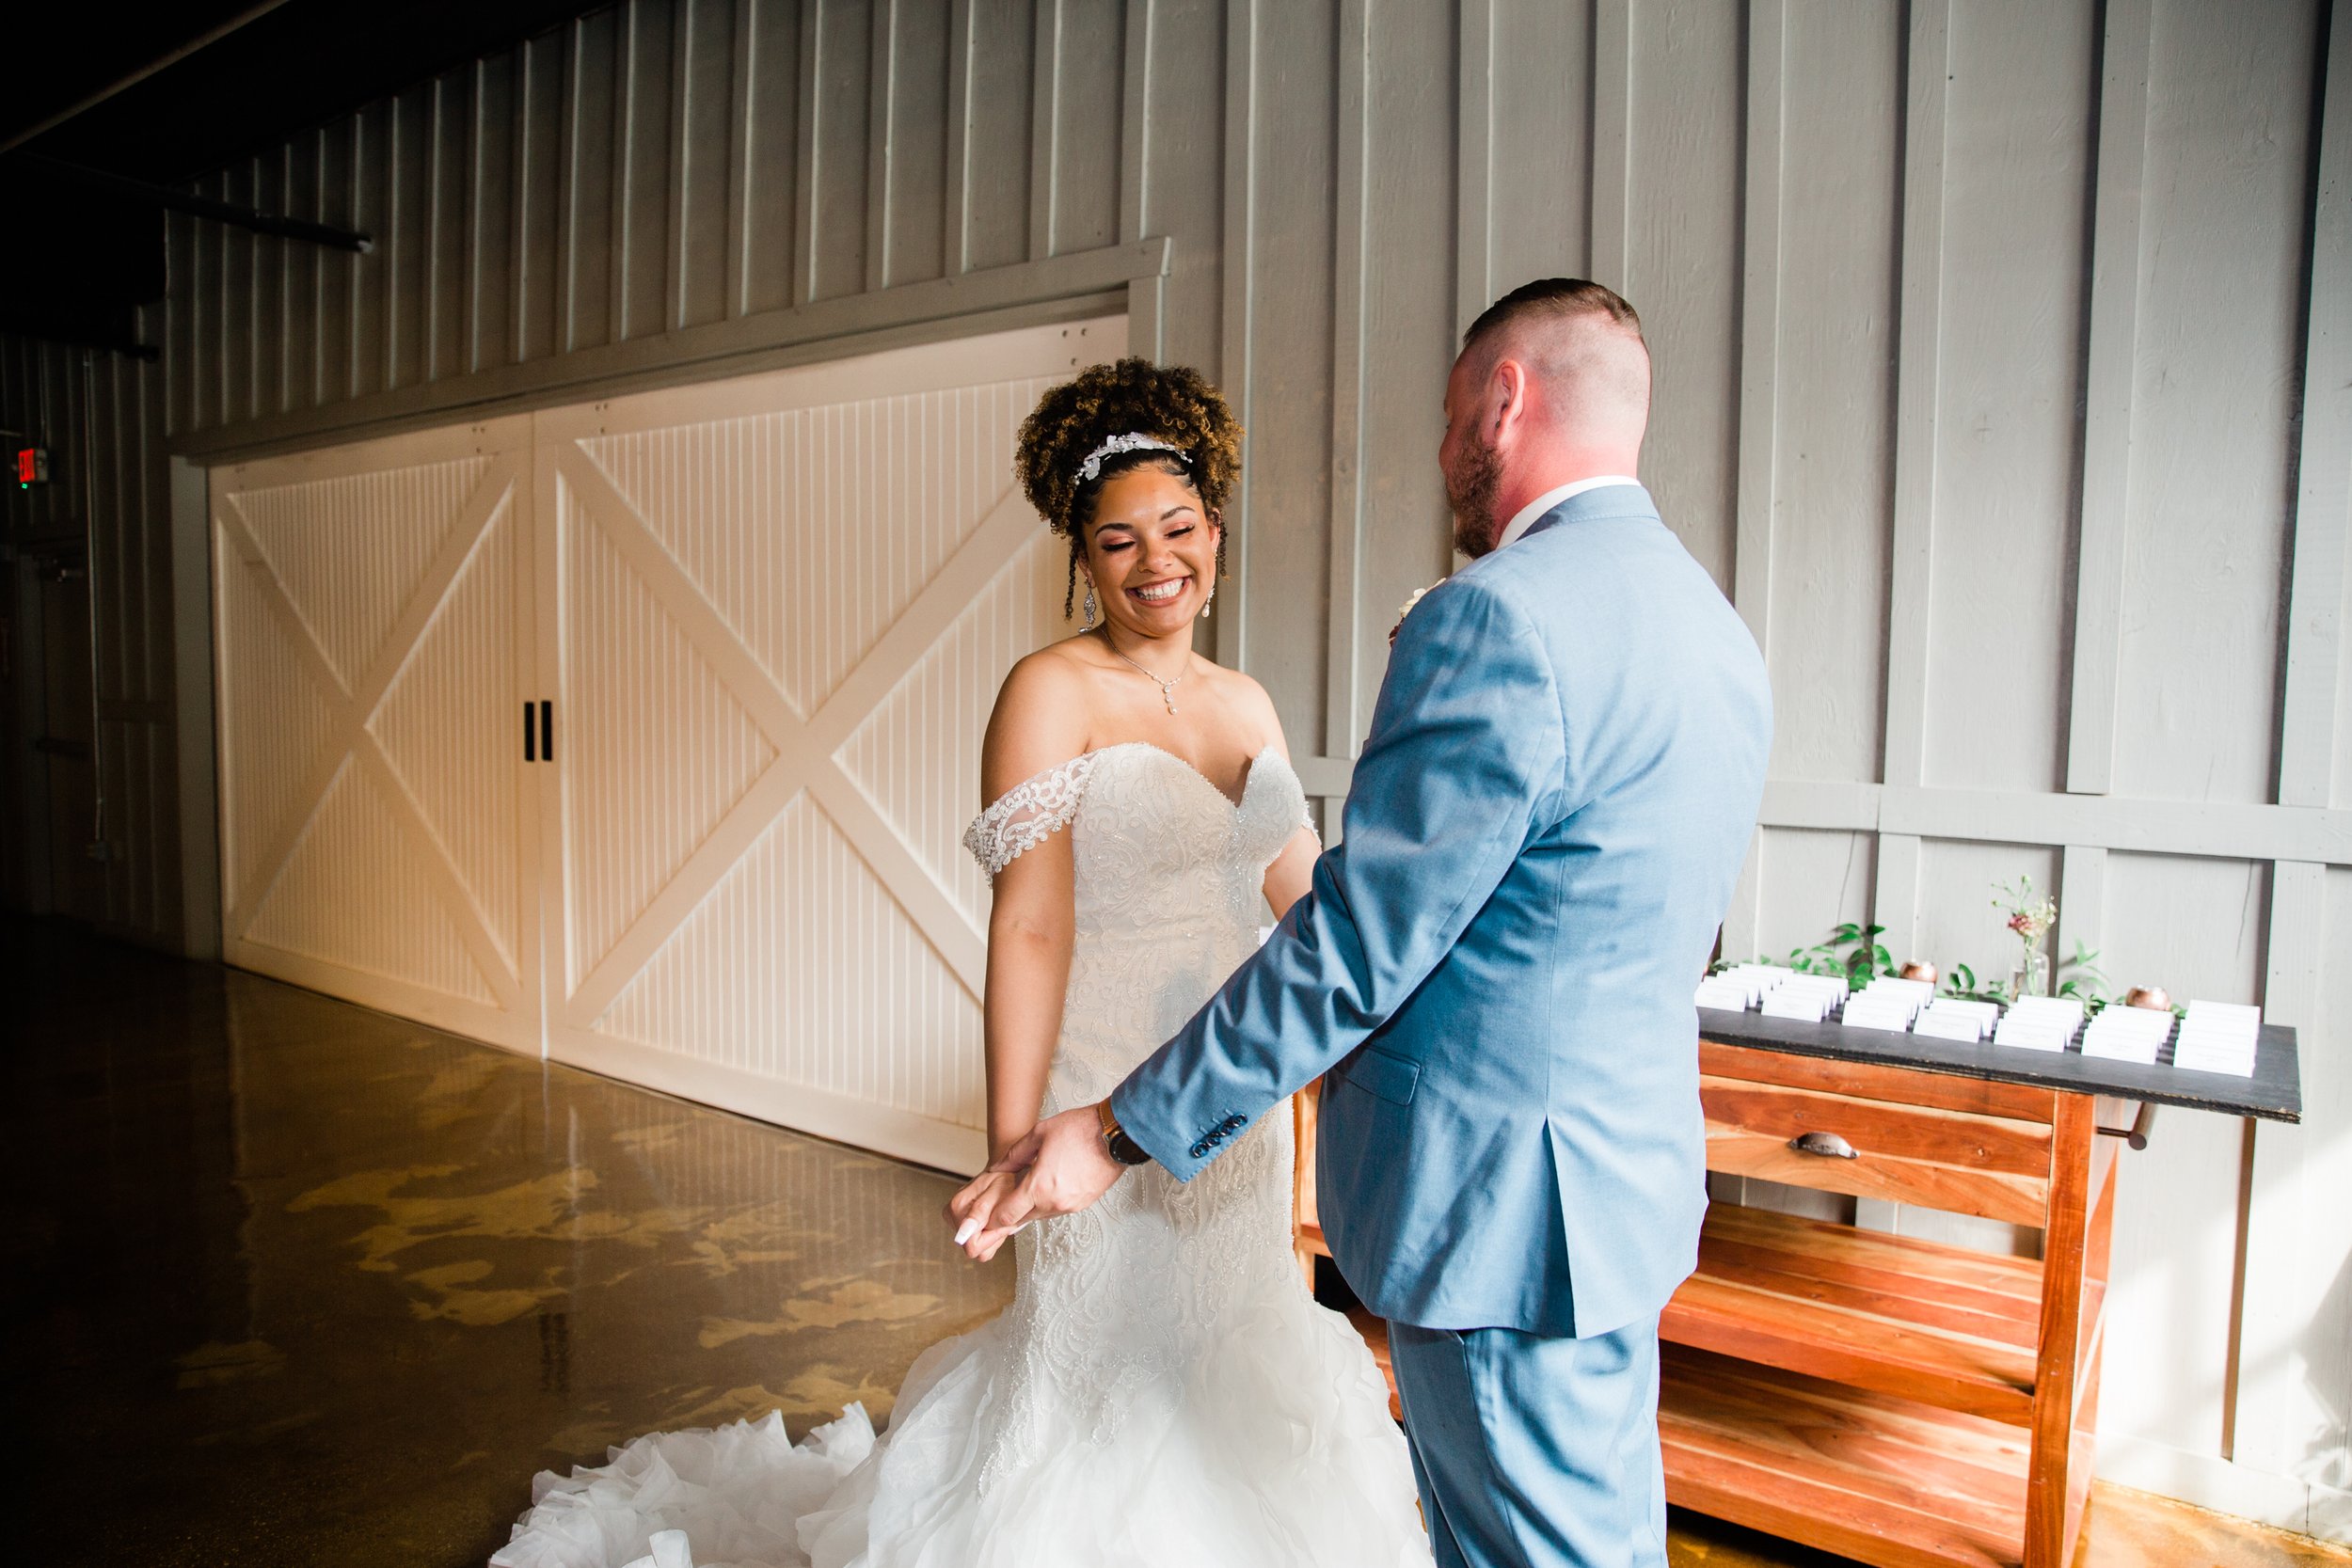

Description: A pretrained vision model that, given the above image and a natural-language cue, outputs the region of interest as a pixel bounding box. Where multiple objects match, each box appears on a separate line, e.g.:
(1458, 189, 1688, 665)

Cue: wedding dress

(492, 741, 1432, 1568)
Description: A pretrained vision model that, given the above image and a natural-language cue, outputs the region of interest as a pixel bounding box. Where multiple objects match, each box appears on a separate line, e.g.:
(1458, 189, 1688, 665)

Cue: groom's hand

(947, 1104, 1127, 1261)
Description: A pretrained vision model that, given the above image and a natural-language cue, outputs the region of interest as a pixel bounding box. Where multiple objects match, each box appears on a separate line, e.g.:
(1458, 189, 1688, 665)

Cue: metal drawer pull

(1789, 1131, 1858, 1160)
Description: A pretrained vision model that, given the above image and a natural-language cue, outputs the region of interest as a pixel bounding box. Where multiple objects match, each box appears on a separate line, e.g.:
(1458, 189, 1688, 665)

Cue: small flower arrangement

(1994, 876, 2058, 1000)
(1391, 583, 1442, 645)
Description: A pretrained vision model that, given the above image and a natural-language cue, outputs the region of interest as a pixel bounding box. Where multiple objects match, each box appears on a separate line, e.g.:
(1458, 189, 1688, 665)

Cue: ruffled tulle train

(492, 1294, 1426, 1568)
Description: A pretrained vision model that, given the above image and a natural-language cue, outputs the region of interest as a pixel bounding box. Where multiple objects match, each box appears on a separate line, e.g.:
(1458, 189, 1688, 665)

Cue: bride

(492, 360, 1431, 1567)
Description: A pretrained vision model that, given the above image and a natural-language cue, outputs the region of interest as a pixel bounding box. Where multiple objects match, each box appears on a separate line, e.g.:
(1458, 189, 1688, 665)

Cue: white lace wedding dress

(492, 741, 1431, 1568)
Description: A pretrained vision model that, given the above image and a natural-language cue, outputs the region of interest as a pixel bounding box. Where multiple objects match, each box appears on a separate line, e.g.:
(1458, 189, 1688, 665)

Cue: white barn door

(536, 321, 1120, 1170)
(211, 417, 541, 1052)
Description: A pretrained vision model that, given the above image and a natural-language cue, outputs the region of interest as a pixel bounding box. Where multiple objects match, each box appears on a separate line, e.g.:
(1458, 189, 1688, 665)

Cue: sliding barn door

(536, 320, 1120, 1170)
(212, 417, 541, 1051)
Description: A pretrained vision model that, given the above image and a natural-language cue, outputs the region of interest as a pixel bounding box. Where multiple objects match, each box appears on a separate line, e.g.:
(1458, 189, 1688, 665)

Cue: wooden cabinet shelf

(1661, 1346, 2028, 1568)
(1292, 1027, 2197, 1568)
(1664, 1204, 2042, 1426)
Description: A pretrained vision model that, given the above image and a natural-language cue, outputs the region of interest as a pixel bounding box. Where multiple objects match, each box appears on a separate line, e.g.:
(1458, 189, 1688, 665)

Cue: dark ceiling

(2, 0, 609, 356)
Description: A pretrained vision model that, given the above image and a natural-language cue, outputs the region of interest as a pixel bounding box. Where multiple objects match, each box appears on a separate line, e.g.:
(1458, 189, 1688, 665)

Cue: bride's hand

(956, 1105, 1128, 1261)
(945, 1169, 1023, 1245)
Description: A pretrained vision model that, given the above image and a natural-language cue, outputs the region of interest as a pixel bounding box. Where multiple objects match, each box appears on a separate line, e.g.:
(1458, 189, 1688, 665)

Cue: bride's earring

(1082, 583, 1098, 629)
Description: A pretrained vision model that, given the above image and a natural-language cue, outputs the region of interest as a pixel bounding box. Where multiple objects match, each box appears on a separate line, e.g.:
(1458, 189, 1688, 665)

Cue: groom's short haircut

(1461, 278, 1644, 357)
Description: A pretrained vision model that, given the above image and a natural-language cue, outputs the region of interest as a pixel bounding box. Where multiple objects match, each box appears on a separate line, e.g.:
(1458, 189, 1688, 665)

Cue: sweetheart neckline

(1086, 740, 1282, 811)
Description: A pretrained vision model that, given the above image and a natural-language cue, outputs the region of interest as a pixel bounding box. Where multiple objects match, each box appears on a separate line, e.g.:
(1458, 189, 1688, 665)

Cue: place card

(2082, 1006, 2174, 1065)
(1994, 996, 2085, 1053)
(2171, 999, 2261, 1076)
(1694, 976, 1753, 1010)
(1840, 978, 1931, 1033)
(1915, 998, 1997, 1042)
(1706, 963, 1798, 1009)
(1760, 974, 1848, 1023)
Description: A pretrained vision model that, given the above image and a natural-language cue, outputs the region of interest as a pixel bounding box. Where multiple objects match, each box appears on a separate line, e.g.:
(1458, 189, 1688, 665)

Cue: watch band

(1096, 1098, 1152, 1167)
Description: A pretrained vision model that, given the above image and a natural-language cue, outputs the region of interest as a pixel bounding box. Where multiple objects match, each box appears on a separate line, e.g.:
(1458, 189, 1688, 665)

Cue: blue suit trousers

(1388, 1317, 1668, 1568)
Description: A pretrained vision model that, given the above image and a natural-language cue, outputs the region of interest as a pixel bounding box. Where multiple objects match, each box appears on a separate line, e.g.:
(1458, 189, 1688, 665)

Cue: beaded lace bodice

(959, 741, 1314, 1486)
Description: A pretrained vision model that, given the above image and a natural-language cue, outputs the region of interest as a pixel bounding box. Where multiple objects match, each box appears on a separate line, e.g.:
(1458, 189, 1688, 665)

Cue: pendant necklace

(1108, 641, 1186, 715)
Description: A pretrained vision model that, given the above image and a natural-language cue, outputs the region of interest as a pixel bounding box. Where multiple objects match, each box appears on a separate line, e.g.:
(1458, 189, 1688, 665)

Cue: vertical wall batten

(1589, 0, 1631, 293)
(1119, 0, 1151, 247)
(945, 0, 975, 275)
(1732, 0, 1783, 658)
(1324, 0, 1368, 765)
(866, 0, 898, 293)
(1454, 0, 1493, 339)
(1870, 0, 1951, 958)
(794, 0, 822, 304)
(1028, 0, 1063, 262)
(668, 0, 696, 331)
(2278, 2, 2350, 816)
(2235, 0, 2349, 1498)
(2065, 0, 2152, 799)
(1119, 0, 1160, 358)
(1215, 0, 1255, 671)
(1723, 0, 1786, 965)
(725, 0, 757, 317)
(611, 7, 639, 342)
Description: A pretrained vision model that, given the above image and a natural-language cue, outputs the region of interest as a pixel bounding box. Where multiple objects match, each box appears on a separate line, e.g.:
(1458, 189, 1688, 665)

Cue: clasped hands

(945, 1101, 1128, 1261)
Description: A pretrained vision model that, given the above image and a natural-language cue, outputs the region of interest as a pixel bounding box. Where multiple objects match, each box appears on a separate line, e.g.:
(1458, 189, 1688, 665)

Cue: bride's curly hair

(1012, 357, 1243, 617)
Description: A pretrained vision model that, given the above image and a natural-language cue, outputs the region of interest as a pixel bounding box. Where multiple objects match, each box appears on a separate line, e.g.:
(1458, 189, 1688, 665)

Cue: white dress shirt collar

(1494, 475, 1643, 551)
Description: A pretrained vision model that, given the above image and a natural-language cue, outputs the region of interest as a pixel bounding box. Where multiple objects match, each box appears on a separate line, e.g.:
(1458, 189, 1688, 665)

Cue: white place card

(2082, 1006, 2173, 1065)
(1915, 998, 1998, 1042)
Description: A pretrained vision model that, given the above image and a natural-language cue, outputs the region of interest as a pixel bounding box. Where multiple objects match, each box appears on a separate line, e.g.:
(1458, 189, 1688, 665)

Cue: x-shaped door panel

(548, 442, 1037, 1030)
(216, 455, 529, 1031)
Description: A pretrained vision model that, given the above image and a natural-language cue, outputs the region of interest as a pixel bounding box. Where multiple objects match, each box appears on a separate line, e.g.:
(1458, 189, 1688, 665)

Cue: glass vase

(2010, 938, 2050, 1002)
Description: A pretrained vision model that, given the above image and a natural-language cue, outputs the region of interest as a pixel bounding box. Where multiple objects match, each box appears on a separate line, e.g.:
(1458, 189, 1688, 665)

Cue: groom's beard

(1445, 432, 1505, 558)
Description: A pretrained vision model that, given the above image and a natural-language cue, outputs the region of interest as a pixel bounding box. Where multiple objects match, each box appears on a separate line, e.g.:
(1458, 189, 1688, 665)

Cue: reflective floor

(5, 920, 2344, 1567)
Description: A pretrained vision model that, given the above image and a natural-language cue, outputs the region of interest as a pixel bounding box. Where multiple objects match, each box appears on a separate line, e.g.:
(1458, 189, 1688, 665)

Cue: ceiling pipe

(0, 0, 297, 157)
(13, 152, 373, 253)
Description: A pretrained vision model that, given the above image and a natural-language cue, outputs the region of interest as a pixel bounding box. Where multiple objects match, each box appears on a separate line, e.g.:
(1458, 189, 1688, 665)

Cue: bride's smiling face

(1081, 464, 1220, 637)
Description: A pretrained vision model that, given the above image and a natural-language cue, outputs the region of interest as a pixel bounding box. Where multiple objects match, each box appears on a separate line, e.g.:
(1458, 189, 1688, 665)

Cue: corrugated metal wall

(150, 0, 2349, 1537)
(0, 327, 184, 949)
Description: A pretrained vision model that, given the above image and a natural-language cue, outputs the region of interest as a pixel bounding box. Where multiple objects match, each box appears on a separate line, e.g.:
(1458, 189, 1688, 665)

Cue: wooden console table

(1294, 1013, 2300, 1568)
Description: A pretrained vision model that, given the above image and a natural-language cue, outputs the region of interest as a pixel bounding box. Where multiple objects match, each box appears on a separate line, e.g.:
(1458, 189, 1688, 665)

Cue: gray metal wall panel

(1234, 0, 1337, 753)
(882, 0, 952, 289)
(962, 0, 1036, 273)
(812, 0, 874, 301)
(1047, 0, 1123, 259)
(0, 333, 182, 948)
(1354, 0, 1454, 748)
(1767, 0, 1899, 785)
(1926, 0, 2094, 798)
(1488, 0, 1593, 292)
(1624, 0, 1739, 594)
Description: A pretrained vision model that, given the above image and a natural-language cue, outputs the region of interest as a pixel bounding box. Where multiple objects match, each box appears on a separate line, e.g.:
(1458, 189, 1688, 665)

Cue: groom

(955, 277, 1772, 1568)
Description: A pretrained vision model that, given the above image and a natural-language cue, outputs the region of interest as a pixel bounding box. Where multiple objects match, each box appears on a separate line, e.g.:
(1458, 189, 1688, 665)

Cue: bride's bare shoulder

(1200, 661, 1291, 757)
(982, 639, 1100, 796)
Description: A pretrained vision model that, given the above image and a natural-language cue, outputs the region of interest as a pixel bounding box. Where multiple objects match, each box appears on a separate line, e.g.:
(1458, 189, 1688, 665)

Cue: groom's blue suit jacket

(1111, 484, 1772, 1338)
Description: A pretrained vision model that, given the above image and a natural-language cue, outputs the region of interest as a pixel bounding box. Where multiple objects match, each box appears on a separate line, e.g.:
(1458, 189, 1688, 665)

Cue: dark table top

(1696, 1007, 2301, 1123)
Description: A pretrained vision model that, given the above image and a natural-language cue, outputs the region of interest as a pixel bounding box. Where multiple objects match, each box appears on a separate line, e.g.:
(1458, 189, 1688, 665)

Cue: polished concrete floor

(6, 920, 2346, 1567)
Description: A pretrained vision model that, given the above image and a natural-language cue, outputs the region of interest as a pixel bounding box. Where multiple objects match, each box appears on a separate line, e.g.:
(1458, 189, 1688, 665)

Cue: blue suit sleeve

(1107, 574, 1566, 1178)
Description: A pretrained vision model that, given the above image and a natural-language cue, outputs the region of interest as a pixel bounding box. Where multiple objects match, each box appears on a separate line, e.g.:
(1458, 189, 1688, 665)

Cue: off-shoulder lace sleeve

(962, 752, 1101, 879)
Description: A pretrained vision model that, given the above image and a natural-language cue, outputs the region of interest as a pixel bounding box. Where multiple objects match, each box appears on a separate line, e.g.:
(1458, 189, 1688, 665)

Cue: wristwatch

(1096, 1099, 1152, 1167)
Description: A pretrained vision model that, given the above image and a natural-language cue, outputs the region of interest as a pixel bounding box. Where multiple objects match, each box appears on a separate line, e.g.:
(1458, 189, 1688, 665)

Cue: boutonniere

(1391, 582, 1442, 645)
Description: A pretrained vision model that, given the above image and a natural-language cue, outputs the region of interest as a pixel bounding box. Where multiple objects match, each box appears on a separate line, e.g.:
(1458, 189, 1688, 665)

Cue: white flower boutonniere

(1391, 582, 1443, 646)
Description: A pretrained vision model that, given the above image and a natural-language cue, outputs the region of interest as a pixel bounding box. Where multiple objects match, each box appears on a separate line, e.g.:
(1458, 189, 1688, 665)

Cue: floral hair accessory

(1075, 433, 1189, 485)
